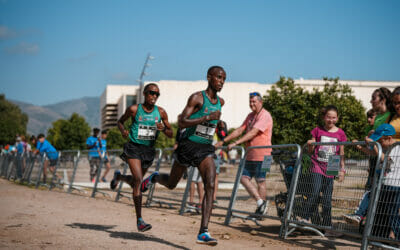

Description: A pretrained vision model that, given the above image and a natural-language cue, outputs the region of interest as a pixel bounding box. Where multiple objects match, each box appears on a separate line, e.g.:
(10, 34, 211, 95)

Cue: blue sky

(0, 0, 399, 106)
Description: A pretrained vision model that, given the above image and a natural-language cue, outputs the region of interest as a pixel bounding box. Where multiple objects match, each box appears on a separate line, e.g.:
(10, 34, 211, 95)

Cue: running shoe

(140, 172, 159, 193)
(197, 232, 218, 246)
(255, 200, 268, 216)
(343, 214, 362, 225)
(110, 170, 121, 190)
(137, 220, 152, 232)
(101, 177, 107, 182)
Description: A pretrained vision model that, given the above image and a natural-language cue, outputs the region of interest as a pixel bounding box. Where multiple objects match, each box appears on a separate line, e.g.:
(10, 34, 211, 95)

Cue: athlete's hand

(156, 122, 165, 131)
(122, 130, 129, 138)
(207, 110, 221, 121)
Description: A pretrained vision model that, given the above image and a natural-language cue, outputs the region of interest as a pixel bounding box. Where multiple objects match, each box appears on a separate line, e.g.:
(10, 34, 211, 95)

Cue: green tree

(263, 77, 366, 145)
(47, 113, 91, 150)
(0, 94, 28, 145)
(106, 127, 126, 149)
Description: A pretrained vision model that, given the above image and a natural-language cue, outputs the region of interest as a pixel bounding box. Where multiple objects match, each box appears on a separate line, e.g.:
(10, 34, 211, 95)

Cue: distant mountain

(11, 97, 100, 136)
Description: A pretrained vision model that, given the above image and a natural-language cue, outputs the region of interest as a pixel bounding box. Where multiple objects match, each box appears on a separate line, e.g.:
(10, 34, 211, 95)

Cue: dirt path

(0, 179, 361, 249)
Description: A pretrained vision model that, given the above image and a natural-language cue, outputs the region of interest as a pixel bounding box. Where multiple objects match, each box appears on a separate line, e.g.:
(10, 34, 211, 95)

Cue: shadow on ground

(66, 222, 190, 250)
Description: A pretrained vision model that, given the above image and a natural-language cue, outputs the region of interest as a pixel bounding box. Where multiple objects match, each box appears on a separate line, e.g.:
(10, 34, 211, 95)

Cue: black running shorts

(121, 141, 156, 169)
(174, 139, 216, 168)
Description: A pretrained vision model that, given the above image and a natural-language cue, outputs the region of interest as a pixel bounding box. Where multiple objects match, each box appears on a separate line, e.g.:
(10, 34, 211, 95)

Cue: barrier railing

(177, 146, 245, 215)
(281, 141, 382, 241)
(224, 144, 302, 226)
(114, 148, 162, 203)
(361, 142, 400, 250)
(92, 149, 127, 198)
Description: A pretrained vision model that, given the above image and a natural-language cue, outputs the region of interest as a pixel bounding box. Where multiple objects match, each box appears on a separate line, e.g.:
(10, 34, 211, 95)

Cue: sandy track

(0, 179, 361, 249)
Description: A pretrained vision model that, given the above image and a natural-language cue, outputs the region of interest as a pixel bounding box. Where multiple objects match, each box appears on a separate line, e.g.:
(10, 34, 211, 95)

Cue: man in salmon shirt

(215, 92, 273, 217)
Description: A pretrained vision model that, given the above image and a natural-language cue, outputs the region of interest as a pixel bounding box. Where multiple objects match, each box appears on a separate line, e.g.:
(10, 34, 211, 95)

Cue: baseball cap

(369, 124, 396, 141)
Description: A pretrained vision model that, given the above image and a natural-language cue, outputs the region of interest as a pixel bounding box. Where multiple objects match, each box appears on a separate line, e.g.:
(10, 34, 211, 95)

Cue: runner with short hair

(110, 83, 172, 232)
(141, 66, 226, 245)
(35, 134, 60, 183)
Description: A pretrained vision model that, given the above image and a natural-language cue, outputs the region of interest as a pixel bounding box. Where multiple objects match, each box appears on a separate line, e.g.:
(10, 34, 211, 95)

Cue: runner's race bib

(138, 125, 157, 140)
(195, 122, 217, 140)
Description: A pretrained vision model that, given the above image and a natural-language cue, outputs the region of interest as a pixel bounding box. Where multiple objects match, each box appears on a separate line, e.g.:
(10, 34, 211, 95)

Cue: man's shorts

(49, 158, 58, 167)
(89, 157, 101, 166)
(191, 166, 202, 183)
(173, 139, 216, 168)
(121, 141, 155, 169)
(242, 160, 266, 182)
(103, 157, 109, 163)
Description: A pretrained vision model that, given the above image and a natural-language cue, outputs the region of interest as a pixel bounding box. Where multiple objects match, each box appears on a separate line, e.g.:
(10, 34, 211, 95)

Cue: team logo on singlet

(139, 116, 143, 121)
(155, 117, 159, 122)
(204, 107, 208, 113)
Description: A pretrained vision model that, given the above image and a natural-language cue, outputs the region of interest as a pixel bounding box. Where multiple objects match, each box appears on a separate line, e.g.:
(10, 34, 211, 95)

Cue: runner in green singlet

(141, 66, 226, 245)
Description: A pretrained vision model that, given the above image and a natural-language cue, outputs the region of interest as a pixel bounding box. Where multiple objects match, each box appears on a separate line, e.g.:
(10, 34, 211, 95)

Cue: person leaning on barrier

(344, 109, 378, 226)
(34, 134, 61, 184)
(301, 105, 347, 237)
(215, 91, 273, 218)
(86, 128, 102, 183)
(364, 124, 400, 241)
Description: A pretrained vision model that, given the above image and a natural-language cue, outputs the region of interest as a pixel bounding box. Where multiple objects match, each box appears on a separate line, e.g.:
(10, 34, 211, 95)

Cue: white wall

(153, 80, 272, 128)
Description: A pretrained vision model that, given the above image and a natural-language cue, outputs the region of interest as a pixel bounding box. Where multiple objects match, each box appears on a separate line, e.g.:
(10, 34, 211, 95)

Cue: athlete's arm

(117, 105, 138, 138)
(158, 107, 173, 138)
(179, 92, 221, 129)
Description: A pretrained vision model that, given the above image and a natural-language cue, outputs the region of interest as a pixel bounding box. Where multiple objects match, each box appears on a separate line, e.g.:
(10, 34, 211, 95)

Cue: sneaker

(255, 200, 268, 216)
(137, 220, 152, 232)
(91, 178, 95, 183)
(101, 177, 107, 182)
(110, 170, 121, 190)
(197, 232, 218, 246)
(140, 172, 159, 193)
(343, 214, 362, 225)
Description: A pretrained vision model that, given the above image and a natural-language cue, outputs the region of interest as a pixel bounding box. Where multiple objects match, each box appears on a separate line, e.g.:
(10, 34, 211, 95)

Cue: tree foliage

(0, 94, 28, 145)
(263, 77, 366, 145)
(106, 127, 126, 149)
(47, 113, 91, 150)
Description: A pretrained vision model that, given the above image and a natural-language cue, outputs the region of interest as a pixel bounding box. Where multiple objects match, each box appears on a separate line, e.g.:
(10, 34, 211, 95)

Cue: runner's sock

(199, 227, 208, 234)
(256, 199, 264, 207)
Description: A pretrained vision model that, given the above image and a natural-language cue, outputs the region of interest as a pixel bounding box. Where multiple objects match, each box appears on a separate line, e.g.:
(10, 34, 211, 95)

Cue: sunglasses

(146, 90, 160, 97)
(249, 92, 261, 97)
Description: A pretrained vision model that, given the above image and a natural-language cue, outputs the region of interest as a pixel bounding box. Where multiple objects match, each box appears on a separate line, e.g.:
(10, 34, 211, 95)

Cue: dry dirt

(0, 179, 362, 249)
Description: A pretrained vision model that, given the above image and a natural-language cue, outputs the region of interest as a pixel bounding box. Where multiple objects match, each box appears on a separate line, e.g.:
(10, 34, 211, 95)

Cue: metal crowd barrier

(48, 150, 80, 191)
(177, 146, 245, 215)
(114, 148, 162, 203)
(224, 144, 302, 226)
(92, 149, 127, 198)
(281, 141, 383, 241)
(67, 149, 112, 197)
(361, 142, 400, 250)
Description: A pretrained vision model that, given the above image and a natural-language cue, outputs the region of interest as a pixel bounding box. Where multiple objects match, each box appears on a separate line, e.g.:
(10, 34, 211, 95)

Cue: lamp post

(136, 53, 154, 104)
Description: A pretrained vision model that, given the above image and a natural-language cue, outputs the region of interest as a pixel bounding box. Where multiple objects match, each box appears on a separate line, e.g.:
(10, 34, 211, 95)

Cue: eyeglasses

(249, 92, 261, 97)
(146, 90, 160, 97)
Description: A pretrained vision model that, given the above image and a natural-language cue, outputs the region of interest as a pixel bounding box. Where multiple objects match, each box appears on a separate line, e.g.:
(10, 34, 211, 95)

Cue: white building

(100, 79, 399, 130)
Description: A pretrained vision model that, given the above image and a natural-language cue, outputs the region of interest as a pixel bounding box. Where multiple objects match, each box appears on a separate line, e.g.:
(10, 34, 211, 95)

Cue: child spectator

(301, 105, 347, 236)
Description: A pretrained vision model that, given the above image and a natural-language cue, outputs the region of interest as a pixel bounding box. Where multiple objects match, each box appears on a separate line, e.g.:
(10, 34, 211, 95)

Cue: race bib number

(194, 122, 216, 140)
(138, 125, 157, 140)
(327, 155, 341, 176)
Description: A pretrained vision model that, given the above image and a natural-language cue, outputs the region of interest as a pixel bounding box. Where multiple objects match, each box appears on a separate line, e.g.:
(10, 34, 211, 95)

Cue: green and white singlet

(129, 104, 161, 147)
(185, 91, 221, 144)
